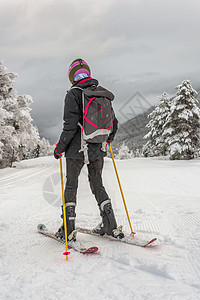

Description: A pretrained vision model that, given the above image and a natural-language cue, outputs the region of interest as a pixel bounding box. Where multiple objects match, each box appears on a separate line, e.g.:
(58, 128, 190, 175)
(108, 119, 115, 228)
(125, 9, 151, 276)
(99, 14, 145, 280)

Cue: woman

(54, 58, 124, 241)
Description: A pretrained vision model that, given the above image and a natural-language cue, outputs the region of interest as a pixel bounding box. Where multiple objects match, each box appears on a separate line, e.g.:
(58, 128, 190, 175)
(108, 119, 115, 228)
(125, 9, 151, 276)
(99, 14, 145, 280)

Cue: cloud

(1, 0, 200, 143)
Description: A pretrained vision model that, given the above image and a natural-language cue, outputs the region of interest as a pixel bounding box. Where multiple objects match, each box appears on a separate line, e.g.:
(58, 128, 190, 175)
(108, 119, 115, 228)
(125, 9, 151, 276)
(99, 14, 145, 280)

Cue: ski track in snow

(1, 156, 200, 300)
(0, 161, 54, 188)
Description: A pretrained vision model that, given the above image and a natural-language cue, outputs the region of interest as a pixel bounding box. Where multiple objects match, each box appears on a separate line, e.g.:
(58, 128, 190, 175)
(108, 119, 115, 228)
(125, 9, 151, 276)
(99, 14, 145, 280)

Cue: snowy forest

(115, 80, 200, 160)
(1, 60, 200, 167)
(0, 61, 53, 169)
(143, 80, 200, 160)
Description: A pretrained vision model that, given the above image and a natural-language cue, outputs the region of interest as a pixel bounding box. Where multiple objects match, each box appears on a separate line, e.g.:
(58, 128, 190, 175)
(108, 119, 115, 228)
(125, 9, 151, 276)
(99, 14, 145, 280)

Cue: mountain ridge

(113, 106, 154, 154)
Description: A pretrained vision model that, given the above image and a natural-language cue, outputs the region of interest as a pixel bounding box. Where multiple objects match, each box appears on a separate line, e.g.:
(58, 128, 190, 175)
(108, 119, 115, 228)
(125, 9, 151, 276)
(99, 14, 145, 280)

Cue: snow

(1, 156, 200, 299)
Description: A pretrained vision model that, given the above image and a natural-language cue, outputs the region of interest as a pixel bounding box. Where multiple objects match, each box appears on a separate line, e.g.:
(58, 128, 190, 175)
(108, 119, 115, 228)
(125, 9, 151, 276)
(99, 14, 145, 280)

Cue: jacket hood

(72, 77, 114, 101)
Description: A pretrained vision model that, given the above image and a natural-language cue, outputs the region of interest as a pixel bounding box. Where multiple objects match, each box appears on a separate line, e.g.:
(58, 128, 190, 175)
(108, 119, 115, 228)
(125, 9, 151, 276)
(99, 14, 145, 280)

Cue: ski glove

(106, 131, 115, 143)
(106, 135, 114, 144)
(106, 117, 118, 144)
(54, 143, 63, 159)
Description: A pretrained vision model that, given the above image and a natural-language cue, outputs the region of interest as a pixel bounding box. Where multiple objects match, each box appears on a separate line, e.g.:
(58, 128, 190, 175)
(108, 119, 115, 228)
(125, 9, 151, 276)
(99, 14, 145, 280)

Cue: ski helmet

(68, 58, 91, 84)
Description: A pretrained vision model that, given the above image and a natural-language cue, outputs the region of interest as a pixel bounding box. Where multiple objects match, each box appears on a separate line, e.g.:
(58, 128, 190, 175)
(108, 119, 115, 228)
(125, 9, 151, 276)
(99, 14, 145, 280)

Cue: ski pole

(108, 144, 135, 236)
(59, 157, 70, 261)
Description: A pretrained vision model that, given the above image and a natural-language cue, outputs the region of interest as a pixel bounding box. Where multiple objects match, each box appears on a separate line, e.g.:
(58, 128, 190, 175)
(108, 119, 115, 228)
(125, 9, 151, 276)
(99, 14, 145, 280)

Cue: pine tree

(163, 80, 200, 160)
(15, 94, 40, 160)
(38, 137, 54, 157)
(143, 92, 171, 156)
(31, 144, 41, 158)
(0, 101, 6, 160)
(116, 143, 133, 160)
(0, 61, 40, 168)
(0, 61, 19, 167)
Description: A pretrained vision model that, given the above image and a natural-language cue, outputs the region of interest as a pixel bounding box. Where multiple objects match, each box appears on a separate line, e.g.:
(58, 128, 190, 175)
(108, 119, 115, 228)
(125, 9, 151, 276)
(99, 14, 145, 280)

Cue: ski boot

(55, 225, 65, 240)
(55, 226, 77, 242)
(55, 203, 77, 241)
(93, 199, 124, 239)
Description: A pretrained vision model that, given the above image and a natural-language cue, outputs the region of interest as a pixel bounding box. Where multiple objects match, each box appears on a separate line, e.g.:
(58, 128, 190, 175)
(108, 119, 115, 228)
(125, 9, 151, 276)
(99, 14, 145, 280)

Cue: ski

(76, 226, 157, 247)
(37, 224, 98, 254)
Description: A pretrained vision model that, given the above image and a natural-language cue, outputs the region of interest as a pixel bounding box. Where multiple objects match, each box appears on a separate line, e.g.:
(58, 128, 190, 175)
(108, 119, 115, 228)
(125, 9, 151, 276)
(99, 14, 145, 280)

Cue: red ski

(37, 224, 98, 254)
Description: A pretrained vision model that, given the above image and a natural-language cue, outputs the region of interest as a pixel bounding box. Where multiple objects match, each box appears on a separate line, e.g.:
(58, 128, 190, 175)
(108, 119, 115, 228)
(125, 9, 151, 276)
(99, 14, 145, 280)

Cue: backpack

(71, 85, 115, 163)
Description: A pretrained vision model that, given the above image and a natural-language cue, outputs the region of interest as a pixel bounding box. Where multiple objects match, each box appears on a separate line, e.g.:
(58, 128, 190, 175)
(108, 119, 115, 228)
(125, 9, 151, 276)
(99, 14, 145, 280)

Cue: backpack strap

(101, 141, 107, 152)
(77, 122, 89, 164)
(70, 86, 90, 164)
(70, 86, 83, 91)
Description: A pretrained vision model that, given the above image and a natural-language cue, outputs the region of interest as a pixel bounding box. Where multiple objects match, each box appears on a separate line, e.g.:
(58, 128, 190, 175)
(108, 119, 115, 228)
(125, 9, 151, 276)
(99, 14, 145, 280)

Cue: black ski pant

(64, 158, 109, 207)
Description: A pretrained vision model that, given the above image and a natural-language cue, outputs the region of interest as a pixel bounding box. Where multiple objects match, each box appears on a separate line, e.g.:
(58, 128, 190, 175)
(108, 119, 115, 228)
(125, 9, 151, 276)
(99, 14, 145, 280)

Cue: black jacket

(56, 78, 118, 161)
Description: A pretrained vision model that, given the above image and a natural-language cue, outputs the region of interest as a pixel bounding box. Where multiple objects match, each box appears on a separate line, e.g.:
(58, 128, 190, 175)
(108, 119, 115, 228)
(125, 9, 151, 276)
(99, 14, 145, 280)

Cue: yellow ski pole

(59, 157, 70, 261)
(108, 144, 135, 237)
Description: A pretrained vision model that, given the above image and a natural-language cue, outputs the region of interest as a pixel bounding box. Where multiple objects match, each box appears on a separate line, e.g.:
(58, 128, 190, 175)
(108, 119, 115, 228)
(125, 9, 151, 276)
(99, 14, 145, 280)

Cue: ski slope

(0, 156, 200, 300)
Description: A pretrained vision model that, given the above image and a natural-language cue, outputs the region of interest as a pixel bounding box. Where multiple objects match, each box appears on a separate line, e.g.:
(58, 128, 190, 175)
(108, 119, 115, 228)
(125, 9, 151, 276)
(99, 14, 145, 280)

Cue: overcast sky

(1, 0, 200, 143)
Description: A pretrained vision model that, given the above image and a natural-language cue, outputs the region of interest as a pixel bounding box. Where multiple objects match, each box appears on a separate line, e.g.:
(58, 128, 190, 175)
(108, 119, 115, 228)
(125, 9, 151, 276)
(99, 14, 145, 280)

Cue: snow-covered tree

(116, 143, 133, 160)
(0, 101, 6, 160)
(0, 61, 41, 168)
(39, 137, 54, 157)
(15, 94, 40, 160)
(143, 92, 171, 156)
(0, 61, 19, 167)
(133, 148, 142, 157)
(27, 138, 53, 159)
(163, 80, 200, 160)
